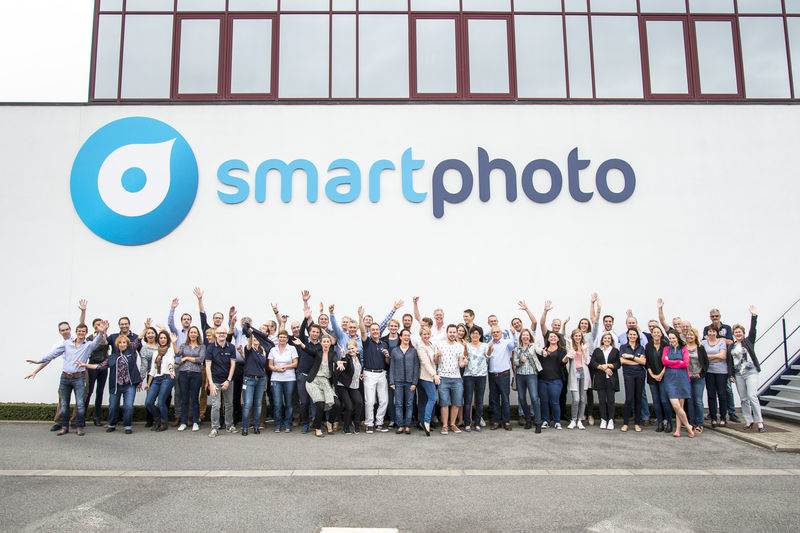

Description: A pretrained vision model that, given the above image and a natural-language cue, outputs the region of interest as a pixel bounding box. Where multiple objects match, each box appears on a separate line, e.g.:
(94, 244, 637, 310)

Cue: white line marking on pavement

(0, 468, 798, 478)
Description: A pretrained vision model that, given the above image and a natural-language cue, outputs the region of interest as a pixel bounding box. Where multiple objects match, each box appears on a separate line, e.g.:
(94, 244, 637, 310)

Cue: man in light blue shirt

(487, 326, 517, 430)
(33, 320, 109, 435)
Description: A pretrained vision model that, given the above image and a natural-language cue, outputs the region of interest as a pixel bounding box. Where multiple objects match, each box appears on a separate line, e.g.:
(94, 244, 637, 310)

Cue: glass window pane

(121, 15, 173, 99)
(467, 19, 510, 93)
(688, 0, 733, 14)
(333, 0, 356, 10)
(737, 0, 781, 14)
(177, 0, 225, 10)
(591, 16, 643, 98)
(739, 17, 790, 98)
(281, 0, 329, 10)
(231, 19, 272, 94)
(178, 19, 220, 94)
(515, 15, 566, 97)
(787, 0, 800, 14)
(412, 0, 460, 10)
(694, 20, 737, 93)
(415, 19, 457, 93)
(94, 15, 121, 99)
(100, 0, 122, 10)
(590, 0, 636, 12)
(787, 18, 800, 96)
(359, 0, 407, 10)
(126, 0, 173, 10)
(463, 0, 511, 11)
(359, 14, 409, 98)
(514, 0, 562, 11)
(229, 0, 278, 10)
(564, 0, 587, 12)
(332, 14, 356, 97)
(279, 14, 329, 98)
(640, 0, 685, 13)
(645, 20, 688, 94)
(565, 15, 592, 97)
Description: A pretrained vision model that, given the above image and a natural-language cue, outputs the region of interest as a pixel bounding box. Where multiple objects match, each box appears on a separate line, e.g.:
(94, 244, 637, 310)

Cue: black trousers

(597, 387, 616, 421)
(232, 365, 244, 422)
(336, 385, 363, 431)
(313, 398, 342, 430)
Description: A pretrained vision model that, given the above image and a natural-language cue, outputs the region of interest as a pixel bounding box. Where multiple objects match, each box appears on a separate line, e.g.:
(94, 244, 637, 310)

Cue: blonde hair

(569, 329, 584, 351)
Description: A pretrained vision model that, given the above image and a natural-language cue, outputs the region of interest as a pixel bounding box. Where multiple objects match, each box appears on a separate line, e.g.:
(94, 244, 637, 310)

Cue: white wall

(1, 103, 797, 403)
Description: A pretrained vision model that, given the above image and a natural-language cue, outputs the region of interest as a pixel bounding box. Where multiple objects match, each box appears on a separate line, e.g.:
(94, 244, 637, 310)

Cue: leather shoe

(124, 429, 132, 435)
(524, 420, 532, 430)
(50, 424, 61, 431)
(253, 428, 260, 435)
(504, 423, 512, 431)
(172, 418, 180, 427)
(535, 424, 542, 434)
(56, 428, 69, 435)
(490, 423, 501, 430)
(241, 429, 248, 436)
(106, 427, 116, 433)
(729, 414, 742, 423)
(94, 419, 103, 427)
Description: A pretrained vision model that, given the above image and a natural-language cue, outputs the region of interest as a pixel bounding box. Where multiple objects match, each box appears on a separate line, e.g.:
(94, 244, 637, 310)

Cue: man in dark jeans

(85, 318, 109, 426)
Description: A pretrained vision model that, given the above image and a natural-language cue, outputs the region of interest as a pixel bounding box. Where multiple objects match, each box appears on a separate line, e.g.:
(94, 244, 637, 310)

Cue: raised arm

(657, 298, 670, 333)
(378, 300, 403, 334)
(748, 306, 758, 344)
(358, 306, 367, 341)
(413, 296, 422, 324)
(77, 299, 87, 327)
(301, 290, 311, 314)
(540, 300, 552, 337)
(518, 300, 538, 332)
(168, 298, 179, 335)
(271, 302, 286, 331)
(194, 287, 211, 333)
(330, 308, 346, 341)
(589, 293, 598, 323)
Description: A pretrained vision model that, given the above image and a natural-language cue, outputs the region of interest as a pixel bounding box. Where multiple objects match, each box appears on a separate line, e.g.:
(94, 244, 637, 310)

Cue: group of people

(26, 291, 766, 439)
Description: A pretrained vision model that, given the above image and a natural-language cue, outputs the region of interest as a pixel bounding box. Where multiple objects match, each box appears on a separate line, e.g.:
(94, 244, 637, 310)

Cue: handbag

(511, 372, 517, 391)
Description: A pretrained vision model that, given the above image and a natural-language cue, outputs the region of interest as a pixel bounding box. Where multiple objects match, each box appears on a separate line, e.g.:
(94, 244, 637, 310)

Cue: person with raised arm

(297, 293, 323, 433)
(389, 329, 419, 434)
(645, 325, 673, 433)
(77, 332, 141, 434)
(487, 325, 516, 431)
(168, 297, 194, 427)
(205, 320, 237, 437)
(539, 300, 567, 340)
(516, 300, 540, 340)
(359, 306, 391, 433)
(563, 329, 590, 430)
(728, 306, 764, 431)
(414, 296, 447, 342)
(589, 332, 620, 430)
(513, 328, 543, 432)
(143, 330, 175, 432)
(85, 317, 110, 427)
(657, 298, 685, 340)
(29, 315, 107, 436)
(662, 330, 695, 438)
(26, 300, 88, 431)
(174, 325, 206, 432)
(579, 292, 600, 426)
(329, 303, 363, 358)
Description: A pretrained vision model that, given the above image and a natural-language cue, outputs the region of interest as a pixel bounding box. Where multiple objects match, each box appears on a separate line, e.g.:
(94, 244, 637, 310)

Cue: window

(738, 17, 790, 99)
(176, 17, 223, 98)
(230, 17, 274, 96)
(278, 14, 329, 98)
(642, 18, 691, 98)
(515, 15, 566, 98)
(466, 17, 513, 97)
(692, 18, 742, 97)
(359, 14, 409, 98)
(412, 16, 460, 97)
(120, 15, 173, 99)
(591, 16, 643, 98)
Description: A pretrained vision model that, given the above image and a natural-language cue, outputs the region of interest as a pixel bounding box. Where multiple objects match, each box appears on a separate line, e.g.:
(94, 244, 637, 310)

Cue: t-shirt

(269, 345, 299, 382)
(464, 343, 489, 377)
(702, 339, 728, 374)
(437, 342, 464, 379)
(207, 342, 236, 383)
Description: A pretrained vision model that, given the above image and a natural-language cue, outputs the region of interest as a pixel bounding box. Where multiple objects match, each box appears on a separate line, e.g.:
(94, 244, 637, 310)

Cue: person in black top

(645, 325, 673, 433)
(590, 332, 621, 430)
(537, 331, 567, 429)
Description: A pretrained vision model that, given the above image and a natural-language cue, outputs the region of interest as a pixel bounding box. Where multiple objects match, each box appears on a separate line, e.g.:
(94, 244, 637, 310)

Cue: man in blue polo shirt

(205, 324, 237, 438)
(359, 307, 390, 433)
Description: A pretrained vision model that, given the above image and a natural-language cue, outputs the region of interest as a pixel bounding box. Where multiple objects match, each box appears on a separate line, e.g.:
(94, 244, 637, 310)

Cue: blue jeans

(419, 380, 437, 424)
(108, 384, 136, 430)
(538, 378, 563, 424)
(438, 377, 463, 406)
(393, 381, 414, 427)
(516, 373, 541, 424)
(648, 381, 673, 424)
(145, 376, 174, 421)
(179, 371, 202, 425)
(462, 375, 486, 426)
(488, 372, 511, 424)
(242, 375, 267, 430)
(271, 380, 295, 428)
(688, 376, 706, 427)
(640, 385, 650, 421)
(59, 373, 87, 430)
(86, 367, 108, 422)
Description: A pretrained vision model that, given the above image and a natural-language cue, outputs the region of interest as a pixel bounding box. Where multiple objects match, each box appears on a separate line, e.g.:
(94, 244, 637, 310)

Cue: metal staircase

(757, 298, 800, 422)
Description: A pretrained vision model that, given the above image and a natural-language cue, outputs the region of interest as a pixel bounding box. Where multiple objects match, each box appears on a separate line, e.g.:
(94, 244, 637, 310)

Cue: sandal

(672, 431, 681, 438)
(688, 431, 695, 438)
(743, 423, 753, 430)
(695, 426, 704, 434)
(718, 421, 727, 428)
(634, 425, 642, 432)
(620, 425, 628, 432)
(440, 427, 448, 435)
(711, 420, 719, 428)
(450, 425, 462, 433)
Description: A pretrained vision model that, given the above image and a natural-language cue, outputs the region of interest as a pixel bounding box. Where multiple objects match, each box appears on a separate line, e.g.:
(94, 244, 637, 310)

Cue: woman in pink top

(662, 331, 695, 438)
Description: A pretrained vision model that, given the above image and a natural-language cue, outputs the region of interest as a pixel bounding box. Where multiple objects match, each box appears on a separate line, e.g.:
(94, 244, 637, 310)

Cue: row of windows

(91, 11, 800, 101)
(97, 0, 800, 16)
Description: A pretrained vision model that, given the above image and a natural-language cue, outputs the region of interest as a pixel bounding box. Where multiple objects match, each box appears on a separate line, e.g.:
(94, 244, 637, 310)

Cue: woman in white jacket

(563, 329, 591, 429)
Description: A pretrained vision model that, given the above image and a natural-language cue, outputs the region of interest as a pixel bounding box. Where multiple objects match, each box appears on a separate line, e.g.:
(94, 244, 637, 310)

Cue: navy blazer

(105, 347, 142, 395)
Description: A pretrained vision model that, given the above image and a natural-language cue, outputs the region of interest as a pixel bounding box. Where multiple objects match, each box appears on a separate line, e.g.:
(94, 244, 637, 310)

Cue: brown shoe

(490, 423, 501, 430)
(187, 417, 193, 426)
(172, 418, 180, 427)
(76, 429, 85, 436)
(57, 428, 69, 436)
(504, 423, 512, 431)
(643, 419, 651, 427)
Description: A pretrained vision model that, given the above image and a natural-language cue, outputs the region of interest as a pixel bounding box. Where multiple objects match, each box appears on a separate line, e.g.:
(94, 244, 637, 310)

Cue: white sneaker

(177, 424, 187, 431)
(577, 421, 586, 430)
(600, 419, 608, 429)
(191, 423, 200, 432)
(479, 419, 486, 427)
(540, 421, 549, 429)
(555, 423, 563, 430)
(567, 420, 577, 429)
(208, 429, 218, 438)
(226, 425, 236, 433)
(607, 420, 615, 430)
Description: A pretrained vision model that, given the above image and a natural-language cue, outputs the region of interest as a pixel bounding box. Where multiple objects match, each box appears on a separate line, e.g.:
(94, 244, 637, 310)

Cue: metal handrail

(758, 346, 800, 395)
(756, 296, 800, 342)
(759, 323, 800, 366)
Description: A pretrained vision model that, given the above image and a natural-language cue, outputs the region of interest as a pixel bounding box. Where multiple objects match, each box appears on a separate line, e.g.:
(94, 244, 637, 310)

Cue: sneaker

(274, 426, 282, 433)
(226, 425, 236, 433)
(388, 421, 396, 428)
(540, 421, 549, 429)
(577, 421, 586, 430)
(479, 419, 486, 427)
(284, 427, 291, 433)
(302, 424, 310, 434)
(607, 420, 615, 430)
(208, 429, 218, 438)
(191, 423, 200, 432)
(600, 419, 608, 429)
(567, 420, 577, 430)
(555, 423, 563, 430)
(177, 424, 187, 432)
(366, 426, 374, 434)
(344, 428, 354, 435)
(377, 425, 389, 433)
(353, 427, 360, 434)
(265, 417, 274, 423)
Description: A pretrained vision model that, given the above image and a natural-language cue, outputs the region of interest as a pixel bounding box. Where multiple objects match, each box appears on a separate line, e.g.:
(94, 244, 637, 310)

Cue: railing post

(783, 318, 789, 369)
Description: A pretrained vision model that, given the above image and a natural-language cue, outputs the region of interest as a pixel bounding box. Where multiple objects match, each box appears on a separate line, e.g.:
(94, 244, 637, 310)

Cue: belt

(364, 369, 384, 373)
(244, 374, 264, 379)
(62, 371, 85, 378)
(489, 370, 510, 376)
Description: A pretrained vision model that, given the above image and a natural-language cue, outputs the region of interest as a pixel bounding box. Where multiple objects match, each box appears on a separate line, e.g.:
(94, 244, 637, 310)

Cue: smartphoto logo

(70, 117, 198, 245)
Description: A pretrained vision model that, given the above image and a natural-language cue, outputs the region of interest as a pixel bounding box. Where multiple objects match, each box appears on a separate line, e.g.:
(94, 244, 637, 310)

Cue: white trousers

(363, 371, 388, 427)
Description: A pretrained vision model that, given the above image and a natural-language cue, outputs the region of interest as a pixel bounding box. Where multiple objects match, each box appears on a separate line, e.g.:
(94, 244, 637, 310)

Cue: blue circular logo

(70, 117, 198, 245)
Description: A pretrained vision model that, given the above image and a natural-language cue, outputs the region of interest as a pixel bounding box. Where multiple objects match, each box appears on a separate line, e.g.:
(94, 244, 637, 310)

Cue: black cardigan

(727, 315, 761, 374)
(688, 345, 710, 378)
(304, 343, 339, 384)
(589, 347, 621, 391)
(335, 354, 358, 389)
